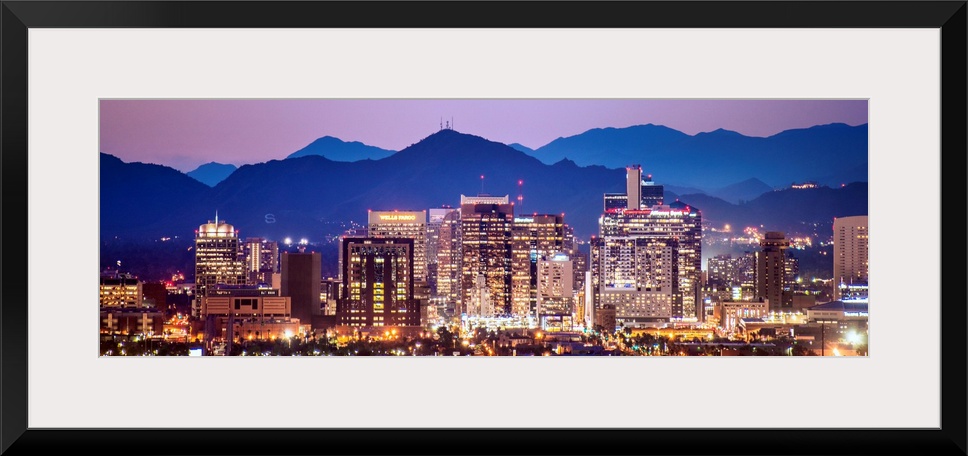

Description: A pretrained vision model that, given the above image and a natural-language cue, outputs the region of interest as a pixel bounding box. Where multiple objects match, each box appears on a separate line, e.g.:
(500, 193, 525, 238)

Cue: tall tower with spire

(193, 214, 245, 317)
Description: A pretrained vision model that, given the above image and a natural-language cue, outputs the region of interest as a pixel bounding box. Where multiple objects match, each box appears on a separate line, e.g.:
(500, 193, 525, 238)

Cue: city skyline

(99, 99, 869, 357)
(100, 99, 868, 172)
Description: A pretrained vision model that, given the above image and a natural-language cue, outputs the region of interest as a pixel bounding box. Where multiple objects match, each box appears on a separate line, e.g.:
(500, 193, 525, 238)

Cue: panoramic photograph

(99, 99, 869, 356)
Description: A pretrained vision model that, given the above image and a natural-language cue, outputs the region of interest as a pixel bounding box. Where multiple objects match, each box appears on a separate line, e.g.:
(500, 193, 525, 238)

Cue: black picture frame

(1, 1, 965, 455)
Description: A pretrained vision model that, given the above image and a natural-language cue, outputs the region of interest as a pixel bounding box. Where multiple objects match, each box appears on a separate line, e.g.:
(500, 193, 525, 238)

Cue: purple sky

(100, 99, 868, 172)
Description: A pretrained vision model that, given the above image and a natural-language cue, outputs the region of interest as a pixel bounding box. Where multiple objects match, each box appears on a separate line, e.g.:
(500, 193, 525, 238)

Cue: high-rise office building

(427, 207, 458, 297)
(784, 250, 800, 285)
(592, 167, 702, 324)
(626, 165, 643, 210)
(435, 209, 462, 315)
(564, 224, 589, 293)
(756, 231, 790, 311)
(598, 202, 703, 320)
(707, 254, 737, 288)
(369, 210, 429, 325)
(281, 251, 321, 331)
(604, 193, 628, 212)
(833, 215, 869, 299)
(368, 210, 428, 284)
(337, 238, 418, 327)
(536, 253, 575, 331)
(511, 214, 565, 317)
(640, 173, 664, 208)
(337, 227, 368, 282)
(591, 235, 678, 327)
(193, 217, 245, 317)
(243, 237, 279, 285)
(618, 165, 665, 210)
(460, 194, 514, 316)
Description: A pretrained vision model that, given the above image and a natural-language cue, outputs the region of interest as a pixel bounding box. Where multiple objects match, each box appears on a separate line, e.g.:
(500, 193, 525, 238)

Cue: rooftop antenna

(517, 180, 524, 208)
(480, 174, 485, 194)
(215, 210, 218, 225)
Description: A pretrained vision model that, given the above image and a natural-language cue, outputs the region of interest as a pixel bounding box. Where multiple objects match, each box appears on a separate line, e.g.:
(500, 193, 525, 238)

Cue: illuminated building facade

(592, 168, 702, 323)
(536, 253, 574, 331)
(368, 210, 428, 284)
(604, 193, 628, 212)
(243, 237, 279, 285)
(435, 209, 462, 315)
(618, 164, 664, 210)
(200, 287, 291, 318)
(193, 217, 245, 317)
(756, 232, 790, 311)
(199, 286, 297, 340)
(460, 194, 514, 316)
(640, 173, 664, 208)
(714, 299, 769, 331)
(833, 215, 869, 299)
(100, 308, 164, 337)
(99, 272, 143, 308)
(427, 207, 458, 297)
(598, 202, 703, 321)
(511, 214, 564, 317)
(337, 238, 418, 327)
(591, 235, 677, 327)
(707, 254, 737, 288)
(337, 227, 368, 282)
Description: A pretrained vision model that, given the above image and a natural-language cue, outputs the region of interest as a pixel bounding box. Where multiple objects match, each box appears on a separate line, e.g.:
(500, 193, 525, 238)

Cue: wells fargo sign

(370, 212, 423, 223)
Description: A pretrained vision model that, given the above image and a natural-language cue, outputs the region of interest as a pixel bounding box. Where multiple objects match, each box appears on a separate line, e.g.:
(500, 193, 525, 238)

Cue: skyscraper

(592, 168, 702, 324)
(756, 231, 790, 311)
(621, 165, 664, 210)
(591, 235, 678, 327)
(626, 165, 643, 210)
(337, 237, 418, 327)
(460, 194, 514, 316)
(536, 253, 575, 331)
(511, 214, 565, 317)
(281, 251, 321, 331)
(368, 210, 428, 284)
(640, 173, 664, 208)
(604, 193, 628, 212)
(337, 226, 368, 282)
(435, 209, 462, 315)
(243, 237, 279, 285)
(833, 215, 869, 299)
(598, 202, 703, 320)
(194, 217, 245, 317)
(427, 207, 458, 296)
(369, 210, 428, 325)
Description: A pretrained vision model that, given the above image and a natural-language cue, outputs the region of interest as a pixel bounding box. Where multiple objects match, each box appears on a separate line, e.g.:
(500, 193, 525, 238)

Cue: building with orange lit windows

(99, 272, 143, 308)
(511, 214, 565, 317)
(337, 238, 418, 327)
(460, 194, 514, 316)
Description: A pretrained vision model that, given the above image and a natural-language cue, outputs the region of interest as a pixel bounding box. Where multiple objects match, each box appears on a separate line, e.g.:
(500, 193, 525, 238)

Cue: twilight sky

(100, 99, 868, 172)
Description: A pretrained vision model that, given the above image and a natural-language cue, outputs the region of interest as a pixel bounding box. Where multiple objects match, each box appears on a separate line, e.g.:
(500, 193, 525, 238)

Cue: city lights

(100, 101, 868, 357)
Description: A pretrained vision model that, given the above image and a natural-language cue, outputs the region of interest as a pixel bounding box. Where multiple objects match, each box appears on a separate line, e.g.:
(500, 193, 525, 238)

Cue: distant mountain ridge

(101, 128, 867, 244)
(286, 136, 395, 162)
(526, 122, 868, 189)
(186, 162, 237, 187)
